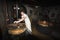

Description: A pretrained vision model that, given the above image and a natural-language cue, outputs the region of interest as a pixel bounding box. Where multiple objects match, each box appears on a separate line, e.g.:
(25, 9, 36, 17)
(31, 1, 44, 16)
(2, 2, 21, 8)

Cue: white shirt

(14, 13, 32, 34)
(22, 14, 32, 33)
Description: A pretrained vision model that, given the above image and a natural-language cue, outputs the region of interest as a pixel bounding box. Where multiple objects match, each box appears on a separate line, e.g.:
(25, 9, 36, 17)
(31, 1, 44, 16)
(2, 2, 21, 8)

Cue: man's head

(21, 11, 24, 15)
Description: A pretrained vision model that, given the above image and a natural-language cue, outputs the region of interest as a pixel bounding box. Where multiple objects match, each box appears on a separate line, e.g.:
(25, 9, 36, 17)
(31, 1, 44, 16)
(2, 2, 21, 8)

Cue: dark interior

(0, 0, 60, 40)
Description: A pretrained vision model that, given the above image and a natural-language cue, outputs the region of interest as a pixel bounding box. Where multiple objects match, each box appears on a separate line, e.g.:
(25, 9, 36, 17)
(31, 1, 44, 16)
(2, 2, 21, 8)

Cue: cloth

(23, 14, 32, 34)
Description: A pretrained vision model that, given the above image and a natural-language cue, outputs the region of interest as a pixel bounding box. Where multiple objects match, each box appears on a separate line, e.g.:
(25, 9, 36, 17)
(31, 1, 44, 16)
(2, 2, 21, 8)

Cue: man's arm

(18, 16, 25, 22)
(14, 16, 26, 23)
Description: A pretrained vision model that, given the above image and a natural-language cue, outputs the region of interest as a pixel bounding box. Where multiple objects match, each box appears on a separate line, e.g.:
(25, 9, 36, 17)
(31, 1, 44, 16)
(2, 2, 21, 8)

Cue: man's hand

(14, 21, 19, 23)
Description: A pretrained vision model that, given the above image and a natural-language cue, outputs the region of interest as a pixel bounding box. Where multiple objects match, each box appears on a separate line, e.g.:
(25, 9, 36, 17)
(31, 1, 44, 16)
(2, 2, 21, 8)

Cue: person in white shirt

(14, 9, 32, 34)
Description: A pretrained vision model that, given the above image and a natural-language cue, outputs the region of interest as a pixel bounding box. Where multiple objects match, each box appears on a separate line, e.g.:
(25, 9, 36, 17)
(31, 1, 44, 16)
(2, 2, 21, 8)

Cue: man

(14, 9, 32, 34)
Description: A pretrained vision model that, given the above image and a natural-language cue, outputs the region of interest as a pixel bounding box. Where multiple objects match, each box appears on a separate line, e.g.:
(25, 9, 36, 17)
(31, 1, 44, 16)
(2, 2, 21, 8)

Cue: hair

(19, 6, 27, 13)
(18, 6, 27, 18)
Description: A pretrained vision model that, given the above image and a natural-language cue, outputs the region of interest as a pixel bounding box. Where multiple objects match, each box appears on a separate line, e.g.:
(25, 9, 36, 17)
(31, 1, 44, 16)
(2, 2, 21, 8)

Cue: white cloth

(14, 13, 32, 34)
(23, 14, 32, 33)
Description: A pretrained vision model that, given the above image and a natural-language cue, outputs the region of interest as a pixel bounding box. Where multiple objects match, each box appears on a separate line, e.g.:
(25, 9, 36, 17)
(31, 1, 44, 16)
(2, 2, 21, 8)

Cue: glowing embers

(38, 20, 48, 27)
